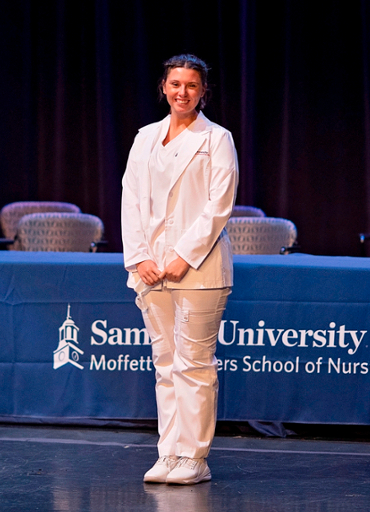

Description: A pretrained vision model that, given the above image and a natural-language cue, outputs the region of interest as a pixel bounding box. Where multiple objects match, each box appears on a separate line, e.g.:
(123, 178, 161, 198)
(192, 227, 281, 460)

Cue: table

(1, 252, 370, 425)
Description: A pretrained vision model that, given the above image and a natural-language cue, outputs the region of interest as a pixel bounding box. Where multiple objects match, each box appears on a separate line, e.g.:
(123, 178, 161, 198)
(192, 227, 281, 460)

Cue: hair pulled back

(159, 54, 210, 111)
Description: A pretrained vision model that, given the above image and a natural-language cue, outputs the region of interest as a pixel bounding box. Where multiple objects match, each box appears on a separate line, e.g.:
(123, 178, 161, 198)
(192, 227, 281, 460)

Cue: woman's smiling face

(162, 67, 205, 118)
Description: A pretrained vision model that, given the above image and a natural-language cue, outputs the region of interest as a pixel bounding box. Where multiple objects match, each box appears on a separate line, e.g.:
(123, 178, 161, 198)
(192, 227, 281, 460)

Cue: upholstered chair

(230, 205, 266, 218)
(16, 212, 104, 252)
(0, 201, 81, 249)
(226, 217, 297, 255)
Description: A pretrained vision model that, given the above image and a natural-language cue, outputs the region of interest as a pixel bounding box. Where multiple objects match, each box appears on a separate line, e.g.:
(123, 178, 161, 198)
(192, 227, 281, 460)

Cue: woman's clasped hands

(136, 256, 190, 286)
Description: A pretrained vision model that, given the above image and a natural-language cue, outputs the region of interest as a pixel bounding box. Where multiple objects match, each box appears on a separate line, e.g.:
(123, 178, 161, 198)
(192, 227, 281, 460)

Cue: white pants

(141, 287, 230, 459)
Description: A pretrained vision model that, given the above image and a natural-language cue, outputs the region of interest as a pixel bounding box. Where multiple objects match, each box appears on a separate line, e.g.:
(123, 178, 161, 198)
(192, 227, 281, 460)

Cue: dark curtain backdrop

(1, 0, 370, 255)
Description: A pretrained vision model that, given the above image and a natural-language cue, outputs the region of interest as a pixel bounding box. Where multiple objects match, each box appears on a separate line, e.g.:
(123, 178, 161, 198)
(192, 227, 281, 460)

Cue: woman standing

(121, 54, 238, 485)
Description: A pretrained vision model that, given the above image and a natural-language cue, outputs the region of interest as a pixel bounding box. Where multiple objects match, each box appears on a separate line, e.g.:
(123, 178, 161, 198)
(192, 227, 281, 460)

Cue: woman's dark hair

(158, 54, 210, 111)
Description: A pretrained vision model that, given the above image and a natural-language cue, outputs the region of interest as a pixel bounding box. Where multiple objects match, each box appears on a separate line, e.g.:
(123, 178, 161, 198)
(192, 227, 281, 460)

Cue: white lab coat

(121, 111, 238, 289)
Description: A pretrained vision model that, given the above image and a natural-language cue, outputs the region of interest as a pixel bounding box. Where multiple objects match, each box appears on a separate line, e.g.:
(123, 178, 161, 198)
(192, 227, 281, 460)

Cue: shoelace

(176, 457, 198, 469)
(157, 456, 177, 466)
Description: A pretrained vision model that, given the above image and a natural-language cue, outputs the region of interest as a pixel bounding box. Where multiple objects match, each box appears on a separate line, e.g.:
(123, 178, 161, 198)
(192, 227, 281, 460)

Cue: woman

(121, 54, 238, 485)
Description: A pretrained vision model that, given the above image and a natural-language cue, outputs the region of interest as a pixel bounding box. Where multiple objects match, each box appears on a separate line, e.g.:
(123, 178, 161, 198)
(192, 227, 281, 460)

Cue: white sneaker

(166, 457, 211, 485)
(143, 456, 179, 483)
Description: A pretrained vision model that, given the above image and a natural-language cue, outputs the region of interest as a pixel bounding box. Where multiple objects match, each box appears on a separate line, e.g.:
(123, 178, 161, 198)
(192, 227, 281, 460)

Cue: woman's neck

(162, 111, 198, 146)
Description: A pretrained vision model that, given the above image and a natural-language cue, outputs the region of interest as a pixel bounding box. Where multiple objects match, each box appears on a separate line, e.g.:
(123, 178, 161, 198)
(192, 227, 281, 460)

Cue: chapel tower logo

(53, 304, 84, 370)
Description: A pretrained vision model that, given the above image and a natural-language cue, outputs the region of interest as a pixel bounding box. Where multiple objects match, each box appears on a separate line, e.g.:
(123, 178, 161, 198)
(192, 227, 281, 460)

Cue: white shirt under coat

(149, 122, 188, 271)
(121, 111, 239, 290)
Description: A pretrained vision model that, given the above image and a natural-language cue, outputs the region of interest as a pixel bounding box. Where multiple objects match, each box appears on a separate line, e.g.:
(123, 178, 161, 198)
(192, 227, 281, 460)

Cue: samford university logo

(53, 304, 84, 370)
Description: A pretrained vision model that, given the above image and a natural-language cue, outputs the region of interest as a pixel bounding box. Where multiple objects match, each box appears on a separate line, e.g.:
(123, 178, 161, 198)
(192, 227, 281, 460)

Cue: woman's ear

(162, 80, 167, 95)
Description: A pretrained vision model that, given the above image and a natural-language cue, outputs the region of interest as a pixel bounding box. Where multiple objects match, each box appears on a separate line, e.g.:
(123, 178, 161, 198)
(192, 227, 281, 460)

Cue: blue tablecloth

(1, 252, 370, 425)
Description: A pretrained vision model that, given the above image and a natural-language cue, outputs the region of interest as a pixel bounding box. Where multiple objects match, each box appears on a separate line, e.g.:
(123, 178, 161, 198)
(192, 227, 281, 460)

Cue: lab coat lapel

(138, 117, 169, 230)
(139, 116, 170, 170)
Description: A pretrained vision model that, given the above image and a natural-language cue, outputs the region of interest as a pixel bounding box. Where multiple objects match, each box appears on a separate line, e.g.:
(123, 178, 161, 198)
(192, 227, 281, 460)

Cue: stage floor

(0, 424, 370, 511)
